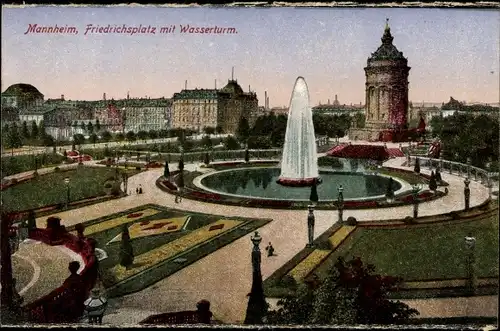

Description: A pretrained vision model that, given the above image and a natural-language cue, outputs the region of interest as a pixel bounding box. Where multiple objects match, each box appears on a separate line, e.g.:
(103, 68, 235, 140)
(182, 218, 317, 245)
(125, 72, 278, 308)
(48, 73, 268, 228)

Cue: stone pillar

(307, 206, 315, 247)
(464, 178, 470, 211)
(464, 235, 476, 295)
(337, 185, 344, 224)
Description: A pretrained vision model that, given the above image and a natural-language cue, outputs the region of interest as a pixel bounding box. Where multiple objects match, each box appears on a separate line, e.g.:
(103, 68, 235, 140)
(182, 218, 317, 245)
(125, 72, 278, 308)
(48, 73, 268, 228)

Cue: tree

(42, 134, 54, 147)
(201, 135, 212, 149)
(87, 122, 94, 134)
(126, 131, 136, 142)
(31, 121, 39, 140)
(164, 161, 170, 178)
(176, 171, 185, 189)
(204, 152, 210, 165)
(224, 136, 240, 150)
(429, 171, 437, 192)
(268, 257, 419, 325)
(158, 129, 169, 138)
(21, 121, 30, 139)
(178, 158, 184, 171)
(435, 168, 442, 182)
(101, 130, 112, 142)
(89, 133, 98, 146)
(137, 130, 149, 142)
(119, 226, 134, 269)
(80, 122, 86, 132)
(148, 130, 158, 140)
(309, 180, 319, 203)
(38, 121, 46, 139)
(203, 126, 216, 135)
(385, 177, 395, 200)
(414, 157, 420, 173)
(115, 132, 125, 142)
(216, 125, 223, 134)
(95, 119, 101, 132)
(73, 134, 85, 148)
(236, 117, 250, 143)
(6, 123, 23, 149)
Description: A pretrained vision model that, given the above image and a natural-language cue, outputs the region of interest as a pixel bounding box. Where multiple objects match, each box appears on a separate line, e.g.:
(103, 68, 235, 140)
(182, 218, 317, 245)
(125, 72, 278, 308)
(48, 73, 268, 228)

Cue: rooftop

(367, 20, 407, 64)
(2, 83, 44, 97)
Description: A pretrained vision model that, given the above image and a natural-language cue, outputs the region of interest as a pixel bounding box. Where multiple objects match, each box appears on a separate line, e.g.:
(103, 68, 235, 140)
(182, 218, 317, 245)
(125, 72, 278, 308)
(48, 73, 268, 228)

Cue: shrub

(54, 167, 61, 172)
(346, 216, 358, 226)
(403, 216, 415, 224)
(279, 275, 298, 289)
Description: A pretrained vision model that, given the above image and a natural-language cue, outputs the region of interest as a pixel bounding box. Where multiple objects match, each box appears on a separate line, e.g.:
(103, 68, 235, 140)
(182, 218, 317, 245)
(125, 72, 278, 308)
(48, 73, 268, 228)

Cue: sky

(1, 6, 499, 107)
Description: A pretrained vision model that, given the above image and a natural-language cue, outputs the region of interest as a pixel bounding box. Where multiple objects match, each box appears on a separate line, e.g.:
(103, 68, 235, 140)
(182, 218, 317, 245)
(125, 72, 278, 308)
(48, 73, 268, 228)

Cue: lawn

(2, 166, 139, 212)
(75, 204, 271, 298)
(312, 215, 499, 282)
(265, 207, 499, 298)
(1, 153, 66, 177)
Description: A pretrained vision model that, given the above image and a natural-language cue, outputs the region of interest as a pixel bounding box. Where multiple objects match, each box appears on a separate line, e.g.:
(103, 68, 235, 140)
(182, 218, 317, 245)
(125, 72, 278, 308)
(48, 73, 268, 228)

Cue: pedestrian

(178, 189, 183, 202)
(265, 242, 275, 257)
(175, 193, 179, 203)
(136, 187, 139, 194)
(139, 185, 143, 194)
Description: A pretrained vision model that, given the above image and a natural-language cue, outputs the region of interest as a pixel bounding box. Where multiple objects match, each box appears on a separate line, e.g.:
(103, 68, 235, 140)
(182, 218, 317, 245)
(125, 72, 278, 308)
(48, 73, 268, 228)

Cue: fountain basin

(194, 167, 408, 202)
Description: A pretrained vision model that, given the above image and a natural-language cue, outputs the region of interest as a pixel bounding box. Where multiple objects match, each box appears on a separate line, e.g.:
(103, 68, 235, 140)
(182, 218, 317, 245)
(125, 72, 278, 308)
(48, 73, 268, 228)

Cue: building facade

(312, 95, 364, 116)
(123, 98, 172, 133)
(171, 79, 258, 134)
(350, 21, 411, 141)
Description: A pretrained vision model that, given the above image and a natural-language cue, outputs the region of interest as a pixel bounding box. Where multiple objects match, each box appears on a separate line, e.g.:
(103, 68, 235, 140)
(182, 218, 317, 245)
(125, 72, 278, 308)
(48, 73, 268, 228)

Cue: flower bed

(288, 249, 331, 281)
(82, 208, 161, 235)
(160, 180, 178, 191)
(145, 161, 163, 169)
(109, 219, 242, 282)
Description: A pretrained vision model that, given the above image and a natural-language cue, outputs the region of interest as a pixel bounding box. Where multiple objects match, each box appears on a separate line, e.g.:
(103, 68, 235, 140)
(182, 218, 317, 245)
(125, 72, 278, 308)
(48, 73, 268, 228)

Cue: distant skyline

(2, 6, 499, 107)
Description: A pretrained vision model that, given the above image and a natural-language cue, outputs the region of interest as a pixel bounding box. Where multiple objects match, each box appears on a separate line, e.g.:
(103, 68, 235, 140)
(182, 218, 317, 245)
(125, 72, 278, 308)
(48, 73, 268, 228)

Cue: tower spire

(385, 18, 390, 30)
(381, 18, 393, 45)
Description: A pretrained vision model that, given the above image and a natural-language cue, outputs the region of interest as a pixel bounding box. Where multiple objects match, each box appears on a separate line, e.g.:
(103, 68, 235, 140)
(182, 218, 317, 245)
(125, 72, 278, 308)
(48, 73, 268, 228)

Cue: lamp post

(464, 177, 471, 210)
(466, 157, 471, 179)
(122, 172, 129, 196)
(244, 231, 266, 325)
(464, 235, 476, 295)
(412, 184, 420, 219)
(307, 205, 315, 247)
(337, 185, 344, 224)
(83, 288, 108, 324)
(64, 177, 70, 209)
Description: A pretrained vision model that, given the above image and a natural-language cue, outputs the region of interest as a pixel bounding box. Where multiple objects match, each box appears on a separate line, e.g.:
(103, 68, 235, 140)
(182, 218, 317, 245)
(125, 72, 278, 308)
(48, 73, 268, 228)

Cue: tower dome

(221, 80, 244, 95)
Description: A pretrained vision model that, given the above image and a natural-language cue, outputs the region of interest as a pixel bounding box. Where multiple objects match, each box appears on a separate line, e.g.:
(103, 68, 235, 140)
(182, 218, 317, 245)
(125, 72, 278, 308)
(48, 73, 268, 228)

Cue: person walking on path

(265, 242, 275, 257)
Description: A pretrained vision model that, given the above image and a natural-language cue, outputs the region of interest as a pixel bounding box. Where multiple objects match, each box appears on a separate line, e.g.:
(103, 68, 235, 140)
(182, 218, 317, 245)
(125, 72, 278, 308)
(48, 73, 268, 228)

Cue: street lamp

(411, 184, 421, 219)
(307, 205, 315, 247)
(64, 177, 70, 209)
(464, 177, 471, 210)
(464, 234, 476, 295)
(83, 288, 108, 324)
(337, 185, 344, 224)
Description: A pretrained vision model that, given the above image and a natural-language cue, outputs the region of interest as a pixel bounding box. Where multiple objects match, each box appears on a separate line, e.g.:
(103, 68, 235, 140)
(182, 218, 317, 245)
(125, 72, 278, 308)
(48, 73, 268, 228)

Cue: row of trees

(2, 121, 53, 149)
(235, 112, 363, 150)
(430, 113, 499, 170)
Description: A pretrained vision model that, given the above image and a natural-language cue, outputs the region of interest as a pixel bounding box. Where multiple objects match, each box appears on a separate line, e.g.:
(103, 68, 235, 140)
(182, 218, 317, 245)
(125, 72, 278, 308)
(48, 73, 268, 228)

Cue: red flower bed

(127, 213, 144, 218)
(344, 200, 378, 208)
(67, 151, 79, 157)
(246, 199, 292, 208)
(167, 225, 177, 230)
(146, 162, 162, 169)
(189, 191, 221, 201)
(162, 180, 178, 191)
(140, 221, 151, 226)
(208, 224, 224, 231)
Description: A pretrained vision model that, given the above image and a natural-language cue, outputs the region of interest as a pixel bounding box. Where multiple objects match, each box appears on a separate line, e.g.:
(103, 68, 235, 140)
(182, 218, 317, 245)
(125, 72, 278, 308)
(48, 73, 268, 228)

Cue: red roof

(326, 144, 391, 161)
(387, 148, 405, 158)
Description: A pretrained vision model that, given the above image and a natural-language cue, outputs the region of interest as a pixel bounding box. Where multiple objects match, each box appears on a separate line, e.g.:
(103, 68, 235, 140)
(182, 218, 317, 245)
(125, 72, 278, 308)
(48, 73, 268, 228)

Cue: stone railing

(407, 156, 497, 189)
(147, 149, 283, 163)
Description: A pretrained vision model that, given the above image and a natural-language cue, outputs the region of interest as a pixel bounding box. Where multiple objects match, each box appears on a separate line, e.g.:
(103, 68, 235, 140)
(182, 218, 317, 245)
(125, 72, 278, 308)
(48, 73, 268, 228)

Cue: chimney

(335, 94, 338, 102)
(127, 91, 130, 100)
(61, 94, 65, 101)
(215, 79, 217, 90)
(264, 91, 267, 108)
(185, 80, 187, 90)
(103, 93, 106, 101)
(328, 99, 330, 105)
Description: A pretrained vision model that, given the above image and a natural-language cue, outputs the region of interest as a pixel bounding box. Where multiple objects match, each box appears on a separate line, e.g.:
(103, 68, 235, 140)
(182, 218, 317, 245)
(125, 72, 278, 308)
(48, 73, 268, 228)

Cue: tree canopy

(267, 257, 419, 325)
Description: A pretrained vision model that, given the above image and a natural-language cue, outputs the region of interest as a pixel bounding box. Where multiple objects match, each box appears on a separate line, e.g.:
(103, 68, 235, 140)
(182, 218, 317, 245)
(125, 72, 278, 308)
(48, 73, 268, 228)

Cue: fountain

(277, 77, 320, 187)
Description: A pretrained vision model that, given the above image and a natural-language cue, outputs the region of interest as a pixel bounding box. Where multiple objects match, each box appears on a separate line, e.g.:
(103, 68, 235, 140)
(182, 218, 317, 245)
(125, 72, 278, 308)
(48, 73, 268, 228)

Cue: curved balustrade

(408, 156, 497, 189)
(23, 228, 98, 323)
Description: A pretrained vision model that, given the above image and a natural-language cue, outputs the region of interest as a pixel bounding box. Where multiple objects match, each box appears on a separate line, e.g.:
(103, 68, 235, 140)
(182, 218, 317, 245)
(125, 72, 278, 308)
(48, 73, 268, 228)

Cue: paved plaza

(4, 147, 496, 324)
